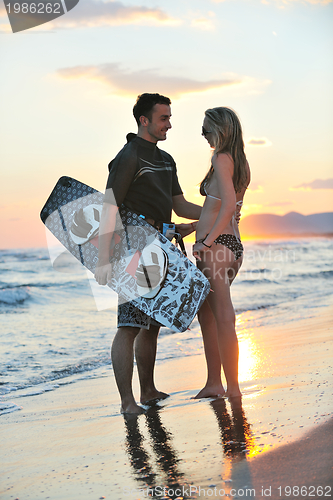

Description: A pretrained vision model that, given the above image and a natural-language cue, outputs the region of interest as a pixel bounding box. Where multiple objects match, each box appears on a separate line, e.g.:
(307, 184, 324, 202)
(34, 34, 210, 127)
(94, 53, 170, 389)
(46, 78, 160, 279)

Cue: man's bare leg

(111, 326, 145, 414)
(135, 325, 169, 404)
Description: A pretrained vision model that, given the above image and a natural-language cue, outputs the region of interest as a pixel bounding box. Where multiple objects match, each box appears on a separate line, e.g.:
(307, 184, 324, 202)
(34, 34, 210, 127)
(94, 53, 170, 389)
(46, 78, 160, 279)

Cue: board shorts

(117, 300, 161, 330)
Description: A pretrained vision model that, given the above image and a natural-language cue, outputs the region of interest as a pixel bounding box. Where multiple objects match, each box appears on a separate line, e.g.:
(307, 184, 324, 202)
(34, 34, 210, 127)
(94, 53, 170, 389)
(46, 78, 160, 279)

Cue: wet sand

(1, 307, 332, 499)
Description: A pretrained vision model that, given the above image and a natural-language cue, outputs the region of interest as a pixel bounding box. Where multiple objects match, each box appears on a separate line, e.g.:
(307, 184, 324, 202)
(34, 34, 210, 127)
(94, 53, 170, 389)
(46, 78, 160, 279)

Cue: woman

(192, 107, 250, 399)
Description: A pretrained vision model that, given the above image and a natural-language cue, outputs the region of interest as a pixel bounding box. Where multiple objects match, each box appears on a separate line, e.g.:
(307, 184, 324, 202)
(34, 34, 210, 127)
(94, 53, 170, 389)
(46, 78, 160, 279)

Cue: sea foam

(0, 287, 31, 305)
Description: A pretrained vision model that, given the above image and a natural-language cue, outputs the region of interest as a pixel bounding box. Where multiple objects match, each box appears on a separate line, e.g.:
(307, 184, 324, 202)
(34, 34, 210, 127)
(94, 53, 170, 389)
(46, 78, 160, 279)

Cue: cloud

(241, 204, 264, 212)
(210, 0, 332, 4)
(190, 17, 215, 30)
(212, 0, 331, 3)
(3, 0, 181, 30)
(0, 23, 11, 33)
(263, 0, 331, 5)
(291, 178, 333, 191)
(247, 183, 264, 193)
(266, 202, 293, 206)
(246, 137, 272, 147)
(188, 9, 216, 31)
(57, 63, 244, 98)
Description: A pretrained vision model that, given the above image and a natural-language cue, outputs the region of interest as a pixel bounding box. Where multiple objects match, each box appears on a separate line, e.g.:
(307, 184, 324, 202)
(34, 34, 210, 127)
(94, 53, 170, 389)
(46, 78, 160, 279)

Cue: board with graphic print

(40, 176, 210, 332)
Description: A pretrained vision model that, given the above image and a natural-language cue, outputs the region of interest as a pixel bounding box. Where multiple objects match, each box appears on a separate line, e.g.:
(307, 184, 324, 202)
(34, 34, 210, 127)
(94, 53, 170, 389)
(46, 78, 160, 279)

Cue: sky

(0, 0, 332, 248)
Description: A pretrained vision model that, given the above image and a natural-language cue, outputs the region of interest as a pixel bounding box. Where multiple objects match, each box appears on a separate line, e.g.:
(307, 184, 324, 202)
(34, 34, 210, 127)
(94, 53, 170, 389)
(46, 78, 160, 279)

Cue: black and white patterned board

(40, 177, 210, 332)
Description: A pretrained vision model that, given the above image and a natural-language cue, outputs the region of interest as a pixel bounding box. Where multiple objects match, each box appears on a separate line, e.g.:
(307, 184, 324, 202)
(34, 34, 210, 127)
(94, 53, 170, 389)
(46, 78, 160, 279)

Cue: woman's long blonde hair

(200, 107, 248, 194)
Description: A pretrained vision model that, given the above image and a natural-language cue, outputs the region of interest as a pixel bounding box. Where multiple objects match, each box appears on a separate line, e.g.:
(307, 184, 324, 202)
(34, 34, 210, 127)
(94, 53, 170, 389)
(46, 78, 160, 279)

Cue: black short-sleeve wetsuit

(104, 134, 183, 329)
(105, 134, 182, 222)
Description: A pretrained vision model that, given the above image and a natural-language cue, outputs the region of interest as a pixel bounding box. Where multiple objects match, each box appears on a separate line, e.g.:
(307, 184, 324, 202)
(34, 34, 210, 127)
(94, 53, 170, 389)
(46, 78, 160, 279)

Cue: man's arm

(94, 201, 118, 285)
(172, 194, 202, 220)
(95, 142, 138, 285)
(172, 194, 202, 239)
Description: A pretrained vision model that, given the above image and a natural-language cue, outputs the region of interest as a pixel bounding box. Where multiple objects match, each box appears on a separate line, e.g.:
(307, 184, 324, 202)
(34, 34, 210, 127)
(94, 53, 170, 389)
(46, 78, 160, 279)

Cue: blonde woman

(193, 107, 250, 399)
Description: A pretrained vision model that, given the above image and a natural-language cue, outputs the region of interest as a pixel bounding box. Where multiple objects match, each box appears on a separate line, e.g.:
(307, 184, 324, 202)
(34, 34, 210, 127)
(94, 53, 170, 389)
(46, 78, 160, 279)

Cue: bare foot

(140, 390, 169, 405)
(121, 402, 146, 414)
(192, 385, 226, 399)
(224, 389, 242, 399)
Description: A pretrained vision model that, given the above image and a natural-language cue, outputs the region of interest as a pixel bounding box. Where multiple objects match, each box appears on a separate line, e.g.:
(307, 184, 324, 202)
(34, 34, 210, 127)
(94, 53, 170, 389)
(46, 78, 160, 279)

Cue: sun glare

(236, 317, 261, 383)
(238, 336, 260, 383)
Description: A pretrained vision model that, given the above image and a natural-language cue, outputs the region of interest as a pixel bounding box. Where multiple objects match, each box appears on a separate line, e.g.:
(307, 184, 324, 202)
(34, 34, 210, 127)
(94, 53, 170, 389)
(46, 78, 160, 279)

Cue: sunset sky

(0, 0, 332, 249)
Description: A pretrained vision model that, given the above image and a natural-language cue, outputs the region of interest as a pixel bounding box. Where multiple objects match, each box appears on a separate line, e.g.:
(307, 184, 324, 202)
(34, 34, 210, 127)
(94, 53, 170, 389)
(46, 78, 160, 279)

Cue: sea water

(1, 238, 333, 414)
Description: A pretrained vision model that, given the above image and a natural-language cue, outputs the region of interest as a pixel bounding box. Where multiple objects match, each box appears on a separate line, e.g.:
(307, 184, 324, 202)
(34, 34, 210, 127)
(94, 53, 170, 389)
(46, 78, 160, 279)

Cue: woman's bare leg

(202, 245, 241, 398)
(228, 255, 243, 285)
(193, 298, 225, 398)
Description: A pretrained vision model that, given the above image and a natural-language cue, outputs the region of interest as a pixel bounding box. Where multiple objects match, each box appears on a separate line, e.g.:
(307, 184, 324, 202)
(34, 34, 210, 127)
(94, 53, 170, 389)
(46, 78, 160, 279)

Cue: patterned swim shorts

(117, 299, 161, 330)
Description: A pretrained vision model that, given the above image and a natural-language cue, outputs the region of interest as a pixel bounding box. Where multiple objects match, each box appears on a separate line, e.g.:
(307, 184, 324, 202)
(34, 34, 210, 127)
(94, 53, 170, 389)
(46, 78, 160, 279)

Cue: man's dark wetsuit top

(105, 135, 182, 222)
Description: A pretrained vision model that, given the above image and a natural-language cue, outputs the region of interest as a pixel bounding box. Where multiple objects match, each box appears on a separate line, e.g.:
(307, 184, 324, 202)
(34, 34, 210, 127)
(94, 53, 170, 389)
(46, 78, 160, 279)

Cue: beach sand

(1, 307, 332, 500)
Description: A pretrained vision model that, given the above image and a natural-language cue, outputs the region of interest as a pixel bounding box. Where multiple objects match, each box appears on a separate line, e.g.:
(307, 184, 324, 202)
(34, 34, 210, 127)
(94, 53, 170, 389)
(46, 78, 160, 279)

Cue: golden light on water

(233, 317, 275, 459)
(247, 443, 272, 459)
(236, 316, 261, 383)
(238, 336, 259, 383)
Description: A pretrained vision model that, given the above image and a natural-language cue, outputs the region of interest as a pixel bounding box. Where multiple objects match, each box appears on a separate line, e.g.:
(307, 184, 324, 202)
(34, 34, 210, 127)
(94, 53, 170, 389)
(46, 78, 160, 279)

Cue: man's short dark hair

(133, 93, 171, 126)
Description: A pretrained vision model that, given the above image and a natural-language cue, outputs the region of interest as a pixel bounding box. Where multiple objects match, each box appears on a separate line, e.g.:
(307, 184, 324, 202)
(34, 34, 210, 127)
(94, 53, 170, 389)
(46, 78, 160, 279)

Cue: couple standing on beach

(95, 93, 250, 414)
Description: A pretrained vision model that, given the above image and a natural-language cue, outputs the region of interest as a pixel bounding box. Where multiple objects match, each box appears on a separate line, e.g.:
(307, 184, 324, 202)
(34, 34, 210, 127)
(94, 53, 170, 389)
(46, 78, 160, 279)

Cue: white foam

(1, 387, 18, 393)
(0, 287, 30, 305)
(0, 402, 22, 415)
(42, 384, 59, 391)
(18, 384, 60, 398)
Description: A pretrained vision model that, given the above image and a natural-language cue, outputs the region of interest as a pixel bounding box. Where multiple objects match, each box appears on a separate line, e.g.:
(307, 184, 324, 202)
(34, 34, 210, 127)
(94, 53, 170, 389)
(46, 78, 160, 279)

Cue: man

(95, 93, 201, 414)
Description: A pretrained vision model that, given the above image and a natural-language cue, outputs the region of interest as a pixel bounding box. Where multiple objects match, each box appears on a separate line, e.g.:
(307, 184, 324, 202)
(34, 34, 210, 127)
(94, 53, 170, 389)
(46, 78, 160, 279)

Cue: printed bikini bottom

(214, 234, 243, 261)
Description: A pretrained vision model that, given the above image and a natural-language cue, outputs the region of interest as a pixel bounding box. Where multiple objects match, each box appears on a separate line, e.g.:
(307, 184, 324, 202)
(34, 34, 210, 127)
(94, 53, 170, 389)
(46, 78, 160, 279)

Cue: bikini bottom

(214, 234, 243, 261)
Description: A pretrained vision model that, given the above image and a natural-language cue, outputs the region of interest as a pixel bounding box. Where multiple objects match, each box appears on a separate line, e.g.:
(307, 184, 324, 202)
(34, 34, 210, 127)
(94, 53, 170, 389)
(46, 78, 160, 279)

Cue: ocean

(1, 238, 333, 415)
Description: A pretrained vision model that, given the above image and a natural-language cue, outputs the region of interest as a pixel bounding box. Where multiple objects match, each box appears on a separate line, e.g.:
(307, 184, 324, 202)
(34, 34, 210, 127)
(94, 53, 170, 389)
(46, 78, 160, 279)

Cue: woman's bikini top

(203, 181, 243, 207)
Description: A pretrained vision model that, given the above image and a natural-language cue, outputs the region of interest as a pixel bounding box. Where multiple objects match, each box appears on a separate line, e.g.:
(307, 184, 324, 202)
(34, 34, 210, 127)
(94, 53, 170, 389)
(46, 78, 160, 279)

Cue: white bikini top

(203, 183, 243, 206)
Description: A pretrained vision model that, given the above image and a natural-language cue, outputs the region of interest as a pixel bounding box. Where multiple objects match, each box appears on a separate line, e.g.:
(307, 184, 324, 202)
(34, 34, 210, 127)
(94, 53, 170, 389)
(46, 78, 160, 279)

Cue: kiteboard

(40, 176, 210, 332)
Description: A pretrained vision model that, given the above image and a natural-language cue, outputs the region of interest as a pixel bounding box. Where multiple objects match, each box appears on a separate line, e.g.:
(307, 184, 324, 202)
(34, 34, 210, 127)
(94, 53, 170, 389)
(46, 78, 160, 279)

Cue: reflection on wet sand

(145, 408, 184, 483)
(123, 398, 255, 499)
(123, 407, 187, 499)
(210, 397, 254, 460)
(123, 412, 157, 486)
(210, 397, 256, 496)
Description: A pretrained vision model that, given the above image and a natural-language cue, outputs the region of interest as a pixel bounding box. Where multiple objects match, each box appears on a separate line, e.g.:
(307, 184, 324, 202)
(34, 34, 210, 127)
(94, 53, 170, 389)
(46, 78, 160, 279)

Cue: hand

(192, 241, 208, 261)
(94, 262, 112, 285)
(176, 222, 197, 239)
